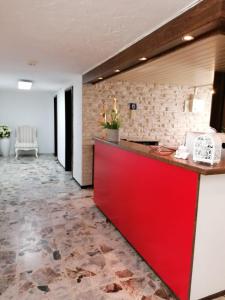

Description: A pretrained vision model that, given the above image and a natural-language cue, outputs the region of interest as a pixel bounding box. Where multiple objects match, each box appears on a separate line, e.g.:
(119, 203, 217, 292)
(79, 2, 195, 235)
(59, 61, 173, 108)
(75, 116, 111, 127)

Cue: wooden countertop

(95, 138, 225, 175)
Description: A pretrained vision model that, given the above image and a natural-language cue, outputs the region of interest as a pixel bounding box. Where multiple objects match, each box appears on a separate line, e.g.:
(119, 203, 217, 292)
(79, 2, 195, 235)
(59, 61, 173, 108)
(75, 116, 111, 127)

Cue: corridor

(0, 156, 172, 300)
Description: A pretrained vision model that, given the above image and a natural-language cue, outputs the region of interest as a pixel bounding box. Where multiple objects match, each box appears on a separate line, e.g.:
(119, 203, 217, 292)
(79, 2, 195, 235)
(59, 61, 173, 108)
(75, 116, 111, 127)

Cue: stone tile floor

(0, 155, 222, 300)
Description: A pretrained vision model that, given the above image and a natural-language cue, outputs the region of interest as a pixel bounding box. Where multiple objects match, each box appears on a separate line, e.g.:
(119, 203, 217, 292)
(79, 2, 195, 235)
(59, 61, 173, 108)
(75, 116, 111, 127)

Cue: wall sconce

(184, 87, 205, 113)
(192, 98, 205, 113)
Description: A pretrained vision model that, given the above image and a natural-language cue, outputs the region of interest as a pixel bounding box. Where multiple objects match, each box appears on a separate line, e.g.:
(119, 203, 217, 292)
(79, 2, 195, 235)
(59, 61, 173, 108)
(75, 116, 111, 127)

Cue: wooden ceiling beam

(83, 0, 225, 84)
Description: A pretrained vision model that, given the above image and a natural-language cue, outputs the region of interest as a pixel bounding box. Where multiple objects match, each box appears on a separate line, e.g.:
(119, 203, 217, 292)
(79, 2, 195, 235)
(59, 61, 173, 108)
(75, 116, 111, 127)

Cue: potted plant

(100, 98, 121, 142)
(0, 125, 11, 157)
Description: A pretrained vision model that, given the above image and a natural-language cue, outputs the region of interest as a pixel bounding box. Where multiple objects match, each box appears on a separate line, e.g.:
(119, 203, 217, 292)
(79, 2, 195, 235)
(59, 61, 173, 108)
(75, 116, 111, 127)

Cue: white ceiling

(0, 0, 201, 91)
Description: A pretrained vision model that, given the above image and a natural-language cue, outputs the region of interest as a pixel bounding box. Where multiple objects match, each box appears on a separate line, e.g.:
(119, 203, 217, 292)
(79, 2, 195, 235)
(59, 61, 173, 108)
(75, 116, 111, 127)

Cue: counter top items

(95, 138, 225, 175)
(149, 145, 176, 156)
(175, 145, 190, 160)
(122, 139, 158, 146)
(185, 131, 204, 157)
(193, 133, 222, 165)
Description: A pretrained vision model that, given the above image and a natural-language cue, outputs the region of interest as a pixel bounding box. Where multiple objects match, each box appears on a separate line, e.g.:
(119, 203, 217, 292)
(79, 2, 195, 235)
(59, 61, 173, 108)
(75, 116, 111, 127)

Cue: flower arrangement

(100, 98, 120, 129)
(0, 125, 11, 138)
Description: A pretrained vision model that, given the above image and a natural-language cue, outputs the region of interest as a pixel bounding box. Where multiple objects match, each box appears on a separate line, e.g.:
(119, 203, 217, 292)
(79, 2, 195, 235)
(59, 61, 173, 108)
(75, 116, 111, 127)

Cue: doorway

(210, 71, 225, 132)
(65, 87, 73, 172)
(54, 96, 58, 157)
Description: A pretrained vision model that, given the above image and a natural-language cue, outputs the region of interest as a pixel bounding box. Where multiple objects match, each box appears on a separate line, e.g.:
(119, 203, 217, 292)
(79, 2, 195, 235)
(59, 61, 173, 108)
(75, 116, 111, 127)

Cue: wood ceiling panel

(109, 34, 225, 86)
(83, 0, 225, 84)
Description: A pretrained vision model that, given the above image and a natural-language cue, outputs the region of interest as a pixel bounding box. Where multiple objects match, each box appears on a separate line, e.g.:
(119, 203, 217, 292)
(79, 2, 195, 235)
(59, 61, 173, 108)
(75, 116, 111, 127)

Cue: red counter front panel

(94, 141, 199, 300)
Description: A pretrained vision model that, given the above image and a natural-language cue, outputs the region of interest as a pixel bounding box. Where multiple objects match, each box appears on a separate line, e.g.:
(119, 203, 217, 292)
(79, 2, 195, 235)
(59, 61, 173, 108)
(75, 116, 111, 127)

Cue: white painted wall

(191, 174, 225, 300)
(0, 89, 54, 154)
(72, 76, 83, 185)
(57, 89, 65, 167)
(56, 75, 83, 185)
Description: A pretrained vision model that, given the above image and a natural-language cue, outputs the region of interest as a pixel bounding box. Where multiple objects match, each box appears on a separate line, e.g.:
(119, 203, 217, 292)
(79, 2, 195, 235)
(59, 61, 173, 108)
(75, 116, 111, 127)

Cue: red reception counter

(94, 138, 225, 300)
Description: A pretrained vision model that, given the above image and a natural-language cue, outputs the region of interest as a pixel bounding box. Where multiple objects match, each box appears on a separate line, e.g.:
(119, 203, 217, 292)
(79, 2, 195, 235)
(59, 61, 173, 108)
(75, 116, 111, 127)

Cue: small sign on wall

(129, 103, 137, 110)
(129, 103, 137, 119)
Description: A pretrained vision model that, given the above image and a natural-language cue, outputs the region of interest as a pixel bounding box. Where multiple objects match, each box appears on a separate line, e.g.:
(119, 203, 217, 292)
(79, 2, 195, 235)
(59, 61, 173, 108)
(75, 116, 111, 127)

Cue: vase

(106, 129, 120, 142)
(0, 137, 10, 157)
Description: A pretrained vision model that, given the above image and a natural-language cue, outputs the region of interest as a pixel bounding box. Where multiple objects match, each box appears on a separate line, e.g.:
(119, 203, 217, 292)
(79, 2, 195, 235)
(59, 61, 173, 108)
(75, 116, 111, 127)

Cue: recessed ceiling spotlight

(18, 80, 33, 90)
(139, 57, 147, 61)
(114, 69, 120, 73)
(182, 35, 194, 41)
(98, 77, 103, 80)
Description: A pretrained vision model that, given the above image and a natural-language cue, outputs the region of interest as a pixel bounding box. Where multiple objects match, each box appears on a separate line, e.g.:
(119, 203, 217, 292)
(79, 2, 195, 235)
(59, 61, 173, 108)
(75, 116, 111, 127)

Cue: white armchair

(15, 126, 38, 158)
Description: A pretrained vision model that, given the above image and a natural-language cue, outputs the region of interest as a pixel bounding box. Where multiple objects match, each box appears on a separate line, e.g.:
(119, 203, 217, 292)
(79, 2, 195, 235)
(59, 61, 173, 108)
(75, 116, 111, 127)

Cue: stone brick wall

(82, 81, 212, 185)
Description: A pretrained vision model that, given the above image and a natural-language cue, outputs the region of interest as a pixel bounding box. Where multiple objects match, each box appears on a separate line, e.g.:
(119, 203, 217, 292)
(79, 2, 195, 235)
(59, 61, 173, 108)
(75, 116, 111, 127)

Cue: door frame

(65, 87, 73, 172)
(210, 71, 225, 132)
(54, 96, 58, 157)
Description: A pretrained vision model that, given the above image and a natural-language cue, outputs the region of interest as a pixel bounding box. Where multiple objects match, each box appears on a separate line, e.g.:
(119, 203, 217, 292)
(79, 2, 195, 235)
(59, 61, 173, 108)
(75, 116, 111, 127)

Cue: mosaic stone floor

(0, 155, 221, 300)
